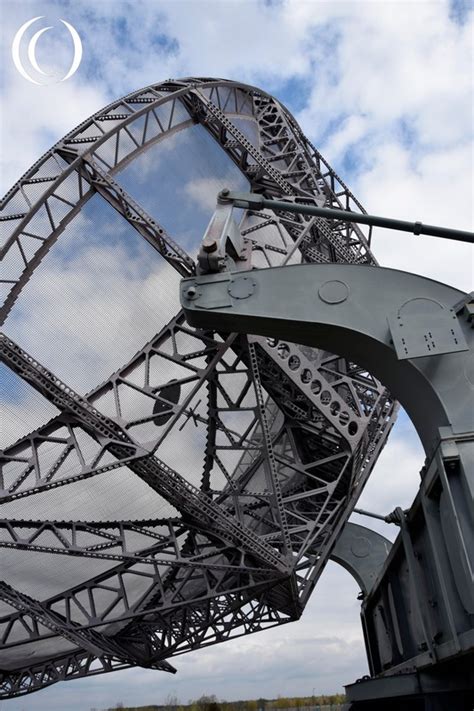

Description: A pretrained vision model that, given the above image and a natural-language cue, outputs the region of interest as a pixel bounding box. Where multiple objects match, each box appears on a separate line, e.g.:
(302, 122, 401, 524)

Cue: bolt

(186, 286, 197, 299)
(202, 239, 218, 253)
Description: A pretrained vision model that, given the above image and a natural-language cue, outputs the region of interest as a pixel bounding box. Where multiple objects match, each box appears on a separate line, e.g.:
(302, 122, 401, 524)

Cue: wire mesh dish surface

(0, 78, 397, 698)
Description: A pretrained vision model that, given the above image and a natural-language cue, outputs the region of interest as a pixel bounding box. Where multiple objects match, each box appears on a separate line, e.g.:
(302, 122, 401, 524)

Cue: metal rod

(353, 507, 390, 522)
(219, 190, 474, 244)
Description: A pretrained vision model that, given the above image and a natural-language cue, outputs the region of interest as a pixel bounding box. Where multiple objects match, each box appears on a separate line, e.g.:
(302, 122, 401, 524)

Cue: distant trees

(268, 695, 346, 708)
(98, 692, 346, 711)
(164, 694, 180, 711)
(189, 694, 220, 711)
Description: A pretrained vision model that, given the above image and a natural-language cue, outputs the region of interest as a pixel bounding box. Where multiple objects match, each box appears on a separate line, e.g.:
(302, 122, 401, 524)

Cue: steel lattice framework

(0, 78, 397, 698)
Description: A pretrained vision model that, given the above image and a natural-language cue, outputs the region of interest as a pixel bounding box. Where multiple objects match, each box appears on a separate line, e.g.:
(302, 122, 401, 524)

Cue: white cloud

(297, 1, 473, 145)
(4, 228, 181, 395)
(185, 175, 238, 213)
(356, 140, 473, 290)
(351, 414, 424, 541)
(321, 115, 369, 165)
(293, 1, 473, 291)
(0, 63, 108, 193)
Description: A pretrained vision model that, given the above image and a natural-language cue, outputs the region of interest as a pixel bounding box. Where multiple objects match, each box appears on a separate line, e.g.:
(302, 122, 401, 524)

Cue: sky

(0, 0, 473, 709)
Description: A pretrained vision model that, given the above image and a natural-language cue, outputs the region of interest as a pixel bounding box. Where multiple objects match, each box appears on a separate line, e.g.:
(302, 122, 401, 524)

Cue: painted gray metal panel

(330, 522, 392, 595)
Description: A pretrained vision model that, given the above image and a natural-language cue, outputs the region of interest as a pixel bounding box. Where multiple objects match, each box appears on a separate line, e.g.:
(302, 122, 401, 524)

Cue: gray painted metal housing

(181, 259, 474, 705)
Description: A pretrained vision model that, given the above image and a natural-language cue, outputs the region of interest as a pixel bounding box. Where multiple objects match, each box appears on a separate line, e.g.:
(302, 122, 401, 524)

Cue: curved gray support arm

(181, 264, 473, 456)
(330, 522, 392, 596)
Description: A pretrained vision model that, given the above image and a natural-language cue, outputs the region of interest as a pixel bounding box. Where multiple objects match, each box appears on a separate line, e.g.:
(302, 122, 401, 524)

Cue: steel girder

(0, 580, 177, 668)
(0, 651, 174, 699)
(0, 78, 397, 697)
(0, 332, 287, 571)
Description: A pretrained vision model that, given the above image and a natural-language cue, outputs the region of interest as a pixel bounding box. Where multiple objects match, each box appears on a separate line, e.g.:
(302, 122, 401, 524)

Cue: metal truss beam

(0, 581, 169, 667)
(0, 555, 245, 649)
(0, 332, 288, 573)
(119, 581, 299, 663)
(184, 86, 373, 266)
(0, 517, 275, 573)
(0, 583, 291, 700)
(0, 651, 174, 699)
(58, 150, 196, 277)
(0, 312, 218, 502)
(0, 411, 144, 503)
(0, 319, 302, 656)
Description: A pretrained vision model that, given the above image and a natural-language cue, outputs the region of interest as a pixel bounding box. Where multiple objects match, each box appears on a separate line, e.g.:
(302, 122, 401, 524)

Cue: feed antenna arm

(217, 190, 474, 244)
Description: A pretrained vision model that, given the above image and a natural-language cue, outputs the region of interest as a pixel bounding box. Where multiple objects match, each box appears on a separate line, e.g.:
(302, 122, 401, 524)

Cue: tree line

(99, 691, 346, 711)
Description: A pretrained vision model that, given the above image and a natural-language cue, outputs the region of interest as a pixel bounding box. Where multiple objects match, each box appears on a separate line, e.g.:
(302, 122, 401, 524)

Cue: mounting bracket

(180, 262, 474, 710)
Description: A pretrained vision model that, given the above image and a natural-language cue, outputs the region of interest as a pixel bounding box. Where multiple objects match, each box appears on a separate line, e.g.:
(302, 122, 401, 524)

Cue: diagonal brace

(0, 333, 288, 573)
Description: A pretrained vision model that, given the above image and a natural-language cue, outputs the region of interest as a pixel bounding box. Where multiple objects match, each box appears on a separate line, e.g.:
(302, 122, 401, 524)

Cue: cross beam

(0, 332, 288, 573)
(0, 581, 176, 669)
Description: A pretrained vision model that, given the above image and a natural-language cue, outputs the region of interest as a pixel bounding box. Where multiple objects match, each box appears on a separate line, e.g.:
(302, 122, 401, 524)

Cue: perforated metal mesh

(0, 78, 397, 699)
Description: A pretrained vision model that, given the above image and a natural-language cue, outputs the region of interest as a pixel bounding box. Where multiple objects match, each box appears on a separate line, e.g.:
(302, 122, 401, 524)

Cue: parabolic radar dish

(0, 78, 398, 698)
